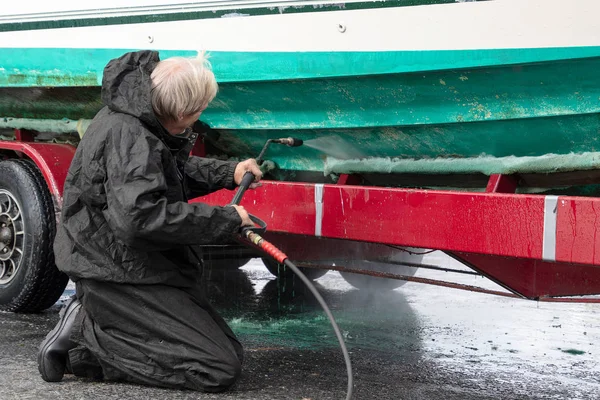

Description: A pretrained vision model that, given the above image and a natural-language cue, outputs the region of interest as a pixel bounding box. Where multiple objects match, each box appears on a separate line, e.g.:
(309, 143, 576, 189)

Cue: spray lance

(229, 138, 354, 400)
(229, 137, 302, 204)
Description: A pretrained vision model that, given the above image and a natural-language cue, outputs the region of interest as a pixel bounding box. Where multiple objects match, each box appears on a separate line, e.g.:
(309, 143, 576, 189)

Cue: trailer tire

(262, 257, 327, 281)
(0, 159, 68, 312)
(340, 271, 407, 291)
(339, 259, 417, 291)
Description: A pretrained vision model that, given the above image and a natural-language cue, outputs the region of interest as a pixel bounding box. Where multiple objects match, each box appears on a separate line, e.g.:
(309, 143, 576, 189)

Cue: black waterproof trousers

(67, 279, 244, 392)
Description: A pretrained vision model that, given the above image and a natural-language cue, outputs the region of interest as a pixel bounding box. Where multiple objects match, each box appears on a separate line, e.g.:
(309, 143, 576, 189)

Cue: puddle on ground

(204, 263, 422, 356)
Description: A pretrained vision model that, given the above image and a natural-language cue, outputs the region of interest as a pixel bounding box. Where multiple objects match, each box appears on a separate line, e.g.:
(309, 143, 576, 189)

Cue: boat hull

(1, 0, 599, 182)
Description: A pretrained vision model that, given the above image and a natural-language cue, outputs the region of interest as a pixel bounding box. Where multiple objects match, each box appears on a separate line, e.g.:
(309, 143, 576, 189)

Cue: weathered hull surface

(1, 0, 600, 182)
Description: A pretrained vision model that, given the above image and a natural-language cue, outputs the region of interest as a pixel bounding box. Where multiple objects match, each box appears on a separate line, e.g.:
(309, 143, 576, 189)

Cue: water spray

(229, 138, 354, 400)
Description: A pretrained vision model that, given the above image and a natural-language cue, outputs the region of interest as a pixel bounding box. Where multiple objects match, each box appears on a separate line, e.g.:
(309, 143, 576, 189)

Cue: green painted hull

(1, 48, 600, 184)
(205, 56, 600, 175)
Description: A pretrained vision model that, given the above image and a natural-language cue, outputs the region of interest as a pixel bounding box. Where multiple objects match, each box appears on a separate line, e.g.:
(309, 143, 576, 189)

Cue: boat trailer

(4, 127, 600, 304)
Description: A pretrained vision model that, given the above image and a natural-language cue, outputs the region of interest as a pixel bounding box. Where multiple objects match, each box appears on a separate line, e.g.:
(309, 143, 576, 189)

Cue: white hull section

(0, 0, 599, 52)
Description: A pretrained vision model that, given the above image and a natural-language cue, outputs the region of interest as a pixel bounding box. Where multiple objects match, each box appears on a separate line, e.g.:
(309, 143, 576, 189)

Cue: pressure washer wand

(230, 172, 255, 206)
(230, 137, 303, 206)
(257, 137, 303, 162)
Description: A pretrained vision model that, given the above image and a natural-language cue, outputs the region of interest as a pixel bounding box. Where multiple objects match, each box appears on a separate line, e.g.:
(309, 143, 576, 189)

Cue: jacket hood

(100, 50, 189, 150)
(101, 50, 158, 125)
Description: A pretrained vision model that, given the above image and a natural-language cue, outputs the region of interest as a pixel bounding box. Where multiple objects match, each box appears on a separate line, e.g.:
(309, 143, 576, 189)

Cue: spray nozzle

(273, 137, 303, 147)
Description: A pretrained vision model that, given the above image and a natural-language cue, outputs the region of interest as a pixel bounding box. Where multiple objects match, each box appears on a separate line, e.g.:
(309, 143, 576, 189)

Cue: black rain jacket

(54, 50, 242, 287)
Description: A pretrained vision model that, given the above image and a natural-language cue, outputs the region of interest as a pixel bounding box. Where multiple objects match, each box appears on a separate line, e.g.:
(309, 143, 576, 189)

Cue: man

(37, 50, 262, 392)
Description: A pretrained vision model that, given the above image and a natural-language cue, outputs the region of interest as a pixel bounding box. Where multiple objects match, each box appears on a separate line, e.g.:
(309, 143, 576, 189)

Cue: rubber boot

(37, 297, 82, 382)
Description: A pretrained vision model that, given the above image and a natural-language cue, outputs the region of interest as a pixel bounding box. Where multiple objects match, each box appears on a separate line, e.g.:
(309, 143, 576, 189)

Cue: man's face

(171, 109, 203, 136)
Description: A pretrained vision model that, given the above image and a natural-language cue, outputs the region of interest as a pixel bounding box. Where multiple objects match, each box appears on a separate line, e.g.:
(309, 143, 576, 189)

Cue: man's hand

(231, 205, 254, 227)
(234, 159, 262, 189)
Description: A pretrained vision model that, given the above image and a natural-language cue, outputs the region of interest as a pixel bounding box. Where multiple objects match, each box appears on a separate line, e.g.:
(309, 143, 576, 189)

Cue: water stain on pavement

(204, 263, 422, 355)
(2, 256, 600, 399)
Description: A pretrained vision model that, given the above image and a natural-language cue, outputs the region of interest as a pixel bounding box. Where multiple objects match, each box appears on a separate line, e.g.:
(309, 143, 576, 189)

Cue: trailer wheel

(0, 160, 68, 312)
(340, 271, 407, 290)
(339, 259, 418, 291)
(262, 257, 327, 281)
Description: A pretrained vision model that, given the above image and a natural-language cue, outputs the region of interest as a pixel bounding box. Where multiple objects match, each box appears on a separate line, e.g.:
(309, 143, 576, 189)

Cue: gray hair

(150, 52, 218, 121)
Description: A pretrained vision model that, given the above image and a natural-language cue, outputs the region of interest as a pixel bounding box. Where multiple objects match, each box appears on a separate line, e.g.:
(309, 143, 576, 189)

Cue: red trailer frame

(4, 130, 600, 303)
(197, 176, 600, 301)
(0, 130, 76, 211)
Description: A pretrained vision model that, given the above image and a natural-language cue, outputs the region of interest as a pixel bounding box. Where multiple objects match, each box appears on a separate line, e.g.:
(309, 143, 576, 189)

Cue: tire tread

(0, 159, 67, 312)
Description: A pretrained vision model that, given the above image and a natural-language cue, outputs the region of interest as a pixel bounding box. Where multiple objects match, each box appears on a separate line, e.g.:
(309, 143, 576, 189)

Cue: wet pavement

(1, 253, 600, 399)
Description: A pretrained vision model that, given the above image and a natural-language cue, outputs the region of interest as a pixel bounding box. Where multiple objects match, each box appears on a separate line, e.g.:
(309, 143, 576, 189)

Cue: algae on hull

(323, 152, 600, 176)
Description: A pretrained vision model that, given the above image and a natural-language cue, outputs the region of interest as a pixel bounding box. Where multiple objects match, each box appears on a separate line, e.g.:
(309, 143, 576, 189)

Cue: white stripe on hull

(0, 0, 599, 52)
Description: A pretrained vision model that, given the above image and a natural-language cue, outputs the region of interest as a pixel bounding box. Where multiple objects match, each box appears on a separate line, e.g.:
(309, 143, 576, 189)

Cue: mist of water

(303, 135, 367, 160)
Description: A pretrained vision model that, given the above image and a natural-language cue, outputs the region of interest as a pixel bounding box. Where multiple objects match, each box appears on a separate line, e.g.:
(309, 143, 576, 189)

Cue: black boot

(37, 296, 82, 382)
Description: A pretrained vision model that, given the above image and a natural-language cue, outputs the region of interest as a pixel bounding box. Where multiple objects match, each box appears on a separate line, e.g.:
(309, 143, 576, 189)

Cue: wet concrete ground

(1, 253, 599, 399)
